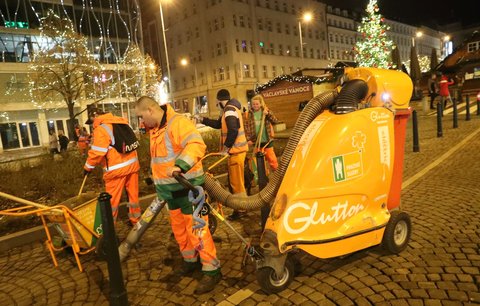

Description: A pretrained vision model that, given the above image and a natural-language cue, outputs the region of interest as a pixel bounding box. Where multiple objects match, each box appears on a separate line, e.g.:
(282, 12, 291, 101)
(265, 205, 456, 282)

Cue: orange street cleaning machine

(204, 67, 414, 293)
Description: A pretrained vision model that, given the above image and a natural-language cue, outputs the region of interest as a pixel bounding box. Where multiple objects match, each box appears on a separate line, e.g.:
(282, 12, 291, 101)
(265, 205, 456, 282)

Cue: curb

(0, 193, 157, 254)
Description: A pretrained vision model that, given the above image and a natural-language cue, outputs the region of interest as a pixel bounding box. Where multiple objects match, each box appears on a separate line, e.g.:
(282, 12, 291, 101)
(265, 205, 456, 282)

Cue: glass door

(18, 122, 30, 147)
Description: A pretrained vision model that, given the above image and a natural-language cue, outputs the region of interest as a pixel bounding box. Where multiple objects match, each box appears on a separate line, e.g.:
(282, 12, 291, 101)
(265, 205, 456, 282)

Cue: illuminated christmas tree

(30, 10, 101, 136)
(353, 0, 393, 68)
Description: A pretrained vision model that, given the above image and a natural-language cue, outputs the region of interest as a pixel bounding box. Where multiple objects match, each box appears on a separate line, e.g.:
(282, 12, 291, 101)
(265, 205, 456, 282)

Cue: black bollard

(256, 151, 269, 230)
(477, 99, 480, 116)
(436, 102, 443, 137)
(98, 192, 129, 306)
(453, 98, 458, 128)
(466, 96, 471, 121)
(412, 110, 420, 152)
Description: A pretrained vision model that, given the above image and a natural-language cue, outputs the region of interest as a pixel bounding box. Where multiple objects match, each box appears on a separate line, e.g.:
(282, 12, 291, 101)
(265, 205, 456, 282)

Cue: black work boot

(227, 210, 245, 221)
(175, 260, 200, 276)
(194, 272, 222, 294)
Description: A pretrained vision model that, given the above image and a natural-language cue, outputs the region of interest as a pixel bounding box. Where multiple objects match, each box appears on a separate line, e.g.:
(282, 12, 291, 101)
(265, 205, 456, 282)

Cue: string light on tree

(353, 0, 393, 68)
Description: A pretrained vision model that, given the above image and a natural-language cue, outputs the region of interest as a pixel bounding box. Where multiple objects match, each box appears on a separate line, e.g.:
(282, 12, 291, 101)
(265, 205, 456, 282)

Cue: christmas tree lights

(353, 0, 393, 69)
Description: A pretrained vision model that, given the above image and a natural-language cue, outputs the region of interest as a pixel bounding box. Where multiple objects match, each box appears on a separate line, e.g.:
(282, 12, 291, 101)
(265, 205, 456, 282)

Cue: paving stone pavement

(0, 102, 479, 305)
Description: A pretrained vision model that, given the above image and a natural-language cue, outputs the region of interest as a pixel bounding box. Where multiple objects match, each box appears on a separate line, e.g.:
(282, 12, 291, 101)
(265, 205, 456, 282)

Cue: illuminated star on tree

(353, 0, 394, 69)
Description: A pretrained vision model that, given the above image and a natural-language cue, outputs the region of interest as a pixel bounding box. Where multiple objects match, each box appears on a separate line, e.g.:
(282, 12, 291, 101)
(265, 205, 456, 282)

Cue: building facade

(0, 0, 142, 152)
(140, 0, 330, 116)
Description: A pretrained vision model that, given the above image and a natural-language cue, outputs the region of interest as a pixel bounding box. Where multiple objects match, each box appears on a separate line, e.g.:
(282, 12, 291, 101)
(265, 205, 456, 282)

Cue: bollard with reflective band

(436, 103, 443, 138)
(453, 99, 458, 128)
(412, 110, 419, 152)
(98, 192, 129, 306)
(466, 96, 471, 121)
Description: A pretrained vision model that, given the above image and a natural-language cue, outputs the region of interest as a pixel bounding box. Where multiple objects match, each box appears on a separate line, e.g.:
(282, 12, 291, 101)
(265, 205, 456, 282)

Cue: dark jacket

(202, 98, 243, 148)
(59, 135, 69, 151)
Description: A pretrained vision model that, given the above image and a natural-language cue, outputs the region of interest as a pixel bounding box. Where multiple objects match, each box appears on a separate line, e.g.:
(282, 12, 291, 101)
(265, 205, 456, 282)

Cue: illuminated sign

(5, 21, 29, 29)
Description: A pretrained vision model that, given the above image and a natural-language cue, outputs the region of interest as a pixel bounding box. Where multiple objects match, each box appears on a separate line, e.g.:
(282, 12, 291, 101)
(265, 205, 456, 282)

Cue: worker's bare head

(251, 94, 266, 112)
(135, 96, 166, 128)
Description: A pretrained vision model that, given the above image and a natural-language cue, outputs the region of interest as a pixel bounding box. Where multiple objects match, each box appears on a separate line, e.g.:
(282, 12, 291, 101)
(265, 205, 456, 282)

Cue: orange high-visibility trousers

(228, 152, 246, 195)
(104, 172, 141, 224)
(169, 208, 220, 272)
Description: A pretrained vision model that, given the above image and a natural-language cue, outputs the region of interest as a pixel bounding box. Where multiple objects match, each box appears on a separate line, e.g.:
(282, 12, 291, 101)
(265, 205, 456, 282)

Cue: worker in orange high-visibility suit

(196, 89, 248, 221)
(135, 96, 221, 295)
(83, 107, 141, 226)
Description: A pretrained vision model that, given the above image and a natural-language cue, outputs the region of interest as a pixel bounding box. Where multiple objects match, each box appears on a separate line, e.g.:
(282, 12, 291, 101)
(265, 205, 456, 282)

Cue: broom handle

(0, 191, 50, 209)
(77, 175, 88, 198)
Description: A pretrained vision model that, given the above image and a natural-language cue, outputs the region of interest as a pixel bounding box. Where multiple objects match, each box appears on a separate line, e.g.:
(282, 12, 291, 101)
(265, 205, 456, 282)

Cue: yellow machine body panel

(345, 67, 413, 109)
(267, 107, 395, 258)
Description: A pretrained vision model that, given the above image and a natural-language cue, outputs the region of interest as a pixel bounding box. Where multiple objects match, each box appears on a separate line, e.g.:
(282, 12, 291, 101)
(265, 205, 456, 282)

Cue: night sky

(321, 0, 478, 27)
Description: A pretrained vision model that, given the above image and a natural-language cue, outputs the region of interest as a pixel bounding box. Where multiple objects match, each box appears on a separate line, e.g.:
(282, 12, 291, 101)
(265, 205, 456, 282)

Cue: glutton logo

(283, 200, 365, 235)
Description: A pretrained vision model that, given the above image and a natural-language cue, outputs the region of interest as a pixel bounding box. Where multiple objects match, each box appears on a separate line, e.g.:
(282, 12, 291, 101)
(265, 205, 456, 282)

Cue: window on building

(265, 0, 270, 8)
(272, 66, 277, 77)
(213, 69, 218, 82)
(276, 22, 282, 33)
(214, 18, 219, 30)
(223, 41, 228, 54)
(285, 24, 290, 34)
(278, 44, 283, 55)
(177, 34, 182, 45)
(289, 66, 293, 73)
(295, 46, 299, 57)
(239, 16, 245, 27)
(286, 45, 291, 56)
(195, 27, 200, 38)
(247, 17, 251, 28)
(315, 30, 319, 39)
(233, 15, 237, 26)
(316, 49, 321, 59)
(291, 4, 295, 14)
(258, 18, 263, 30)
(293, 24, 297, 36)
(197, 50, 202, 61)
(310, 48, 314, 58)
(283, 2, 288, 13)
(308, 29, 312, 38)
(219, 67, 225, 80)
(243, 64, 250, 78)
(252, 65, 257, 78)
(330, 49, 334, 59)
(269, 43, 274, 55)
(183, 77, 187, 89)
(217, 43, 222, 55)
(226, 66, 230, 79)
(262, 65, 268, 78)
(468, 42, 479, 52)
(242, 40, 248, 52)
(250, 41, 254, 53)
(267, 20, 272, 32)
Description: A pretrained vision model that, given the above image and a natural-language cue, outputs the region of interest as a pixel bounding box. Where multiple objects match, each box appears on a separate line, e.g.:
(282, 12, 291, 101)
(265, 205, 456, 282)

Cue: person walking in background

(196, 89, 249, 221)
(48, 130, 59, 155)
(439, 74, 455, 109)
(244, 94, 280, 171)
(427, 74, 439, 110)
(58, 130, 69, 153)
(77, 128, 90, 157)
(135, 96, 222, 294)
(83, 106, 141, 226)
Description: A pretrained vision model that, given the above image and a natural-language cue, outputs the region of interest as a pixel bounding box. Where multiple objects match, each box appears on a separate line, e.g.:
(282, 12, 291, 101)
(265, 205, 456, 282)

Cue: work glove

(83, 169, 91, 176)
(220, 147, 230, 156)
(193, 114, 203, 124)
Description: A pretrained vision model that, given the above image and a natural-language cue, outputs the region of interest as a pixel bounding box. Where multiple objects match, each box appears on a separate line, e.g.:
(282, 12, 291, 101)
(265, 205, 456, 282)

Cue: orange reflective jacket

(221, 105, 248, 154)
(84, 113, 139, 180)
(150, 105, 206, 192)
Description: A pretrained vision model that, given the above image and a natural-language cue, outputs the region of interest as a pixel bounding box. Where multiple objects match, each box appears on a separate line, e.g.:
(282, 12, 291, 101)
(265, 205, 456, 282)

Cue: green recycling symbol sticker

(332, 156, 345, 182)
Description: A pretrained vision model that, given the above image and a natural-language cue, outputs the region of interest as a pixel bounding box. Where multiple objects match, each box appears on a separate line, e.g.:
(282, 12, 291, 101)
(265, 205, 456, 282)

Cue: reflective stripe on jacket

(84, 113, 139, 180)
(150, 105, 206, 192)
(221, 105, 248, 154)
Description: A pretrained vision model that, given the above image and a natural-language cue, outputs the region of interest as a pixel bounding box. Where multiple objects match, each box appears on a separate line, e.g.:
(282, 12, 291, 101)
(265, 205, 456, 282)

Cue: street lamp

(159, 0, 172, 101)
(180, 58, 200, 115)
(298, 12, 312, 69)
(412, 31, 423, 47)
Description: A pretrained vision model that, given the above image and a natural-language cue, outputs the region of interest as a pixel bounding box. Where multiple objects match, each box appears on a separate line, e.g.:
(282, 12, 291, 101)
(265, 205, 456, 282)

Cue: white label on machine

(332, 151, 363, 183)
(377, 125, 391, 167)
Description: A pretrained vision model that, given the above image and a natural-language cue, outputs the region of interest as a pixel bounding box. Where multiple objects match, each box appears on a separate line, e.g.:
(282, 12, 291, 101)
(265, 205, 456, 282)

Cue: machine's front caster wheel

(256, 256, 295, 294)
(382, 210, 412, 254)
(208, 213, 217, 235)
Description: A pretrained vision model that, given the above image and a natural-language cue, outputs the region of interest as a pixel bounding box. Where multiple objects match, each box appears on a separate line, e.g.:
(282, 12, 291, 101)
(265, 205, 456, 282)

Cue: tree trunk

(67, 101, 77, 141)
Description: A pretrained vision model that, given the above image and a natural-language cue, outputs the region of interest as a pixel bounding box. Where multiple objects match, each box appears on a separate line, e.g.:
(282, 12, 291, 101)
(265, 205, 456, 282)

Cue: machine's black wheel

(382, 210, 412, 254)
(256, 256, 295, 294)
(208, 213, 218, 235)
